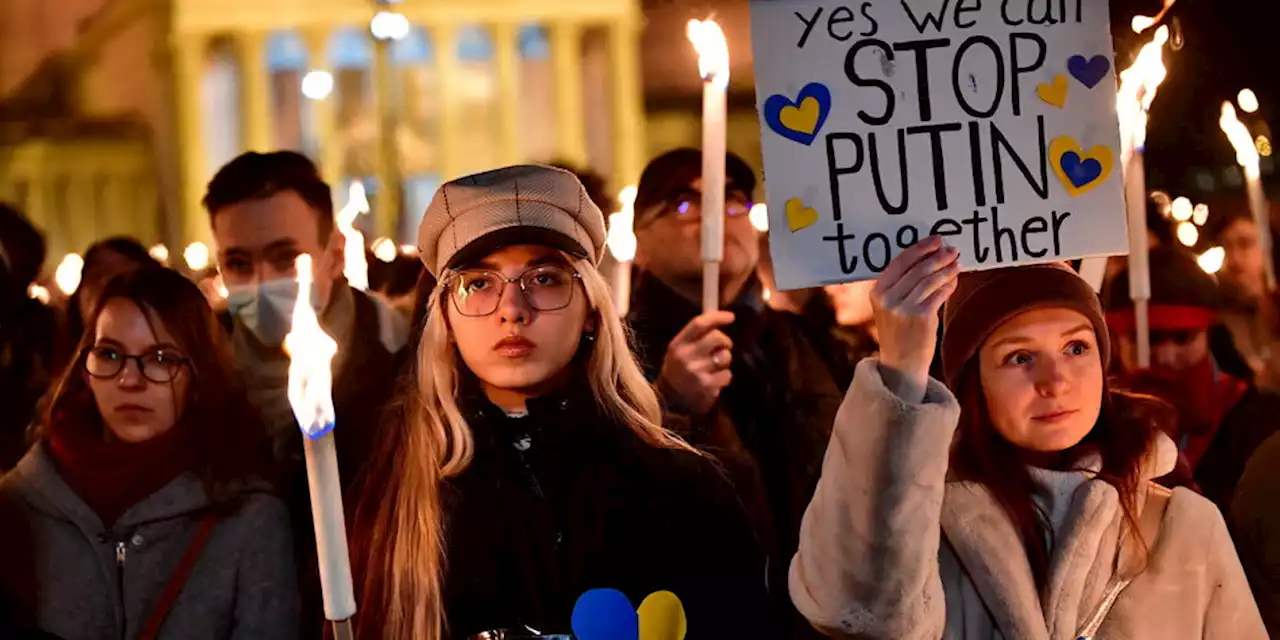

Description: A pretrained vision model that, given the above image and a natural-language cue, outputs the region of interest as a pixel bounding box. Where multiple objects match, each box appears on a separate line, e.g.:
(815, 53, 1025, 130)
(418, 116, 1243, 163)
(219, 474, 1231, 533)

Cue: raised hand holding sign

(871, 235, 959, 400)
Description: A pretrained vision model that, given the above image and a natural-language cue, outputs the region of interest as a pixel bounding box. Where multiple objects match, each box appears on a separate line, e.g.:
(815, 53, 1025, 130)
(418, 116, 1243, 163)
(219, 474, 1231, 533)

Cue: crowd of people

(0, 146, 1277, 639)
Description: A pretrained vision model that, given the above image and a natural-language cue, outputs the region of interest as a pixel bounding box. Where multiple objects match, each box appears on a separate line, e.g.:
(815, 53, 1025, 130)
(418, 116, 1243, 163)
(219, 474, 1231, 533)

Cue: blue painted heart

(1067, 55, 1111, 89)
(1060, 151, 1104, 188)
(763, 83, 833, 146)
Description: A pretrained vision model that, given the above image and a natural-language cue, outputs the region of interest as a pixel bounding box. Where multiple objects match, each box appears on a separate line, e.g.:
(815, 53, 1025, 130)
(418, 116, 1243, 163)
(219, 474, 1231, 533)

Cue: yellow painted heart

(1037, 75, 1068, 109)
(1049, 137, 1115, 197)
(786, 198, 819, 232)
(779, 97, 823, 136)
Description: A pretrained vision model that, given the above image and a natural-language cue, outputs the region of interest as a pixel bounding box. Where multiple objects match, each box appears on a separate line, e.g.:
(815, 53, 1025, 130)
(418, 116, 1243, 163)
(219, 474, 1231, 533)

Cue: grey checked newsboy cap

(416, 165, 608, 277)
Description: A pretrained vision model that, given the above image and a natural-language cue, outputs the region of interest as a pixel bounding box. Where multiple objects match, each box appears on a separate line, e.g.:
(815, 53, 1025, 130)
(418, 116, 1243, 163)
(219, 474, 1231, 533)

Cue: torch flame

(687, 19, 729, 90)
(1221, 102, 1261, 179)
(749, 203, 769, 232)
(607, 185, 638, 263)
(149, 244, 170, 265)
(1176, 221, 1199, 247)
(371, 237, 397, 263)
(1130, 15, 1156, 33)
(283, 254, 338, 439)
(54, 253, 84, 295)
(1239, 89, 1260, 114)
(214, 274, 228, 299)
(28, 284, 50, 304)
(1117, 25, 1169, 161)
(337, 182, 371, 290)
(1198, 246, 1226, 275)
(184, 242, 210, 272)
(1171, 196, 1193, 221)
(1193, 203, 1210, 226)
(1131, 0, 1178, 34)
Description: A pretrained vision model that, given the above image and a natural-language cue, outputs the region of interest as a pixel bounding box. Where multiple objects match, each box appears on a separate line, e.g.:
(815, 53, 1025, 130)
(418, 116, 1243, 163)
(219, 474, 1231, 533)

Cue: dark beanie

(633, 148, 757, 224)
(1106, 248, 1220, 312)
(1105, 248, 1220, 333)
(942, 262, 1111, 387)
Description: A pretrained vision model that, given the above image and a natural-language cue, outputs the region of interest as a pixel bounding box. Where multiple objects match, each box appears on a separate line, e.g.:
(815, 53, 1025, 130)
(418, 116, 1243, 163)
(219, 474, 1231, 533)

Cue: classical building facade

(0, 0, 645, 256)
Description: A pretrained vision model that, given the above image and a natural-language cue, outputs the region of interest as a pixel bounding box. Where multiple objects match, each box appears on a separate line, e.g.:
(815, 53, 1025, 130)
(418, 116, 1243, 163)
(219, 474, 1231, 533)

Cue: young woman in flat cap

(351, 165, 767, 639)
(790, 238, 1265, 639)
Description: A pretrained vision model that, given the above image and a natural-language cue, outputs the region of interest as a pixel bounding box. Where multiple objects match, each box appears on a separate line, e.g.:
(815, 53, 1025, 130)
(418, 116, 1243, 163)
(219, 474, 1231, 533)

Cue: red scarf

(1123, 359, 1249, 469)
(46, 400, 197, 527)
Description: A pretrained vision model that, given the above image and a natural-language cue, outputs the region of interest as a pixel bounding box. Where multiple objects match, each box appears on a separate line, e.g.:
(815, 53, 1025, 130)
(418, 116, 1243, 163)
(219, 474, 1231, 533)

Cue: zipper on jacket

(115, 539, 127, 639)
(512, 436, 565, 553)
(513, 437, 546, 500)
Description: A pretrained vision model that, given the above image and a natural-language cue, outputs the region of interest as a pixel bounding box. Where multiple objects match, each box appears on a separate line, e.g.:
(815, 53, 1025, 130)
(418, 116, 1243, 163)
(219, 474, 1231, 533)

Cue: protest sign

(750, 0, 1129, 289)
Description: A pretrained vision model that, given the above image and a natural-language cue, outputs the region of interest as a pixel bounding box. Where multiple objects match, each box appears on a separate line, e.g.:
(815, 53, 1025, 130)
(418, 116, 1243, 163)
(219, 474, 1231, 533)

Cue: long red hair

(948, 362, 1171, 590)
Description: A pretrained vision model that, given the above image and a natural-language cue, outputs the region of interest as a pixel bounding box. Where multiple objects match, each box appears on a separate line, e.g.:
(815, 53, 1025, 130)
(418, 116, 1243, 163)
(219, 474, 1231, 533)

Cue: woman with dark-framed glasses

(0, 267, 298, 640)
(350, 165, 768, 640)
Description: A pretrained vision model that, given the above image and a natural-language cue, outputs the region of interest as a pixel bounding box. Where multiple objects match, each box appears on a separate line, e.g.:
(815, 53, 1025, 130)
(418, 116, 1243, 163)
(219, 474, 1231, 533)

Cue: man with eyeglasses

(626, 148, 852, 639)
(1106, 247, 1280, 512)
(203, 151, 409, 639)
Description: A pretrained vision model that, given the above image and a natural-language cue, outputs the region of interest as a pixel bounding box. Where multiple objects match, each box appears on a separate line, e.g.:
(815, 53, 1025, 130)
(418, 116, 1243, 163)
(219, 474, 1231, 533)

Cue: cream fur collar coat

(790, 360, 1267, 639)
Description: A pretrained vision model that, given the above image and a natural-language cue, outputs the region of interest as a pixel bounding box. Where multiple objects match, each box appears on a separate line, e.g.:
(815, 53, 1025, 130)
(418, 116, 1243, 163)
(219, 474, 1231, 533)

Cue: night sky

(1111, 0, 1280, 206)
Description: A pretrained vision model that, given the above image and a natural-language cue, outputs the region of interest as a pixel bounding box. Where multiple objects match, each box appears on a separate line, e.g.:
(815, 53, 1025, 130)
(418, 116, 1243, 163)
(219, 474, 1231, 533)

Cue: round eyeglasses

(444, 264, 582, 317)
(85, 346, 190, 384)
(659, 188, 754, 223)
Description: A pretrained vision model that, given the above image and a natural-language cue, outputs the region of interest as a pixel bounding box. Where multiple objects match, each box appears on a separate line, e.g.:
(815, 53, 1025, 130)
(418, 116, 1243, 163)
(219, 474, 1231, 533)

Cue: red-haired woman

(0, 267, 297, 639)
(790, 238, 1265, 639)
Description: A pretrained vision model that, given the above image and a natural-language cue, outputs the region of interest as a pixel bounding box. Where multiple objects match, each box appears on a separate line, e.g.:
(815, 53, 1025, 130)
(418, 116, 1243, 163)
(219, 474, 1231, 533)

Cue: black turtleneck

(439, 372, 769, 639)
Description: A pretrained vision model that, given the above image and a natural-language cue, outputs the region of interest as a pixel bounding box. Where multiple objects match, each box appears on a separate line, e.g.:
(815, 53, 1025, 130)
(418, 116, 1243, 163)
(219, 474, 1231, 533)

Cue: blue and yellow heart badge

(763, 83, 832, 146)
(1050, 137, 1114, 197)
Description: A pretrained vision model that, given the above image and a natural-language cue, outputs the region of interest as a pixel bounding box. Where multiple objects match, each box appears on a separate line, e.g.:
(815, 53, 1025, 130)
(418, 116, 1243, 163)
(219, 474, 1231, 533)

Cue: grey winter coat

(791, 360, 1267, 639)
(0, 444, 298, 640)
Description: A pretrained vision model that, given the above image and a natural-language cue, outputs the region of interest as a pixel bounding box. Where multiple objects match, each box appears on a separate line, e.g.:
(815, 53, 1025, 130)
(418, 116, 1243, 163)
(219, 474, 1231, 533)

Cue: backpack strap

(138, 513, 219, 640)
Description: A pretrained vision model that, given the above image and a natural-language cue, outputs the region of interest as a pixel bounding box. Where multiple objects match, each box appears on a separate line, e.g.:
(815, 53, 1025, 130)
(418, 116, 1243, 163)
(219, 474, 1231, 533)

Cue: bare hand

(871, 236, 960, 396)
(659, 311, 736, 414)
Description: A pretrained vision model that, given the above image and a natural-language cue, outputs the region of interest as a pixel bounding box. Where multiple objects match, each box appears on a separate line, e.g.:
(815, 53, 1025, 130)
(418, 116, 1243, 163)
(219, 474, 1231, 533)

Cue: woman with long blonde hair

(351, 165, 767, 639)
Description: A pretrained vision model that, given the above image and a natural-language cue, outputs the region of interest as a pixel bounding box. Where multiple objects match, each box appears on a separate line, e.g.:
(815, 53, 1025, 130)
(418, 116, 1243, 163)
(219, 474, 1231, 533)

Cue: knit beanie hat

(1105, 248, 1220, 334)
(941, 262, 1111, 387)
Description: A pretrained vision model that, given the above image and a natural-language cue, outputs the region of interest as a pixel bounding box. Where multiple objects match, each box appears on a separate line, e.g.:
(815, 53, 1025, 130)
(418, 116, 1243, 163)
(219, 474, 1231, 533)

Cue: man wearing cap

(626, 148, 852, 638)
(1107, 247, 1280, 510)
(203, 151, 409, 638)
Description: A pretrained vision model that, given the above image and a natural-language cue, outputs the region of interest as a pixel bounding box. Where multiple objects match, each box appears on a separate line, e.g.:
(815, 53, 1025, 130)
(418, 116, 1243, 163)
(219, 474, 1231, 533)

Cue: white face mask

(225, 277, 318, 346)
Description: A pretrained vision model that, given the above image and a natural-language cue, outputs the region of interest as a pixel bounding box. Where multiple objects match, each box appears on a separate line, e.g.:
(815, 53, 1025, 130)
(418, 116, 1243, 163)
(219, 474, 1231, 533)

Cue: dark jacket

(627, 272, 853, 638)
(1196, 386, 1280, 511)
(439, 379, 769, 638)
(0, 444, 297, 640)
(1231, 429, 1280, 636)
(221, 285, 406, 639)
(0, 296, 56, 470)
